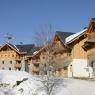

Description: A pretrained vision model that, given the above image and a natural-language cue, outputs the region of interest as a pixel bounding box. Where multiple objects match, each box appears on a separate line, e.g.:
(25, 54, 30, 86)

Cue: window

(43, 56, 45, 59)
(17, 61, 21, 64)
(18, 68, 21, 71)
(91, 61, 93, 67)
(44, 71, 47, 75)
(9, 67, 11, 70)
(64, 66, 67, 70)
(34, 63, 39, 67)
(2, 61, 4, 64)
(44, 64, 46, 67)
(12, 54, 14, 57)
(10, 61, 12, 64)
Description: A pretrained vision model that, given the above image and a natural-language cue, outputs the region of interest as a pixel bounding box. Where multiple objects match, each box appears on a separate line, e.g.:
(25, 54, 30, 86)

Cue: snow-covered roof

(65, 28, 87, 44)
(33, 51, 39, 55)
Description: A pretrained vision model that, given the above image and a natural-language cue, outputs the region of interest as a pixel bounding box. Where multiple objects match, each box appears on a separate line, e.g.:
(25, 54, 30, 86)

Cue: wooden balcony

(32, 66, 39, 72)
(32, 59, 40, 64)
(14, 63, 22, 68)
(15, 57, 22, 61)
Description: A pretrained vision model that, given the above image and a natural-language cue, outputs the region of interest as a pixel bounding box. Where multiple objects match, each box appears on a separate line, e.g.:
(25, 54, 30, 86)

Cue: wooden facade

(66, 18, 95, 78)
(31, 32, 72, 77)
(0, 43, 22, 70)
(85, 19, 95, 77)
(0, 42, 38, 72)
(0, 18, 93, 78)
(31, 18, 95, 78)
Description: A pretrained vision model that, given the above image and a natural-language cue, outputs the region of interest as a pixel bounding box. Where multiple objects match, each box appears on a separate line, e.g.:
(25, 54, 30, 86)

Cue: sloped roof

(91, 18, 95, 21)
(8, 43, 19, 51)
(16, 44, 40, 55)
(55, 31, 74, 42)
(0, 42, 40, 55)
(66, 28, 87, 44)
(0, 42, 20, 53)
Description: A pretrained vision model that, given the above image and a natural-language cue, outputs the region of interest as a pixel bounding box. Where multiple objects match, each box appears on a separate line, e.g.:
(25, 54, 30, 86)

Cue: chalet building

(31, 18, 95, 78)
(83, 18, 95, 78)
(1, 18, 95, 79)
(31, 31, 74, 77)
(66, 18, 95, 78)
(0, 42, 38, 73)
(66, 28, 88, 78)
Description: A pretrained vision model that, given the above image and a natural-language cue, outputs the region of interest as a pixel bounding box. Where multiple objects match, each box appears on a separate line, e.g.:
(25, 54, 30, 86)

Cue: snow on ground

(57, 78, 95, 95)
(0, 70, 95, 95)
(0, 70, 31, 84)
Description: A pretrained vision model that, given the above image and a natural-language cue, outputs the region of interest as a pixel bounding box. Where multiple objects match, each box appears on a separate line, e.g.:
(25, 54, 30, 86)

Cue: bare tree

(33, 24, 64, 95)
(33, 24, 55, 47)
(34, 76, 64, 95)
(33, 24, 57, 76)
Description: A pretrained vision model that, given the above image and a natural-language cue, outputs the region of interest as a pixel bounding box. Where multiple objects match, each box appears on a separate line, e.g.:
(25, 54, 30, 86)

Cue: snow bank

(0, 70, 95, 95)
(13, 78, 47, 95)
(0, 70, 47, 95)
(0, 70, 31, 84)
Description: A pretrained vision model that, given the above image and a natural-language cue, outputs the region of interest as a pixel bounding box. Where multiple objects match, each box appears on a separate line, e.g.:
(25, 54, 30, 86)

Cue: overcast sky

(0, 0, 95, 44)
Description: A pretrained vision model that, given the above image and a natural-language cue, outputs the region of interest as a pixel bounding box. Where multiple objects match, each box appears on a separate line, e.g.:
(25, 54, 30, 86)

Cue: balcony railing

(15, 57, 22, 61)
(14, 63, 22, 68)
(33, 66, 39, 72)
(32, 59, 40, 64)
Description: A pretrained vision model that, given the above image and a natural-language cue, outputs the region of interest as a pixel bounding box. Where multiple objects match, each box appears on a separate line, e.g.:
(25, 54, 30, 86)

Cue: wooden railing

(32, 59, 40, 64)
(14, 63, 22, 68)
(15, 57, 22, 61)
(33, 66, 39, 72)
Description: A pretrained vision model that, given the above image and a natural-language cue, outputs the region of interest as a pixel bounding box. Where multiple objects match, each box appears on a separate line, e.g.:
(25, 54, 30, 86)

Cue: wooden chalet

(66, 18, 95, 78)
(31, 31, 74, 77)
(0, 42, 38, 73)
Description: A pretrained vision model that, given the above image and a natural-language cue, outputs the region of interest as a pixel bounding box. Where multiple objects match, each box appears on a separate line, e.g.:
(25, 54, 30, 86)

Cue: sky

(0, 0, 95, 45)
